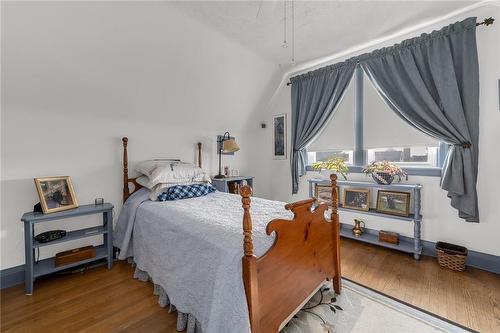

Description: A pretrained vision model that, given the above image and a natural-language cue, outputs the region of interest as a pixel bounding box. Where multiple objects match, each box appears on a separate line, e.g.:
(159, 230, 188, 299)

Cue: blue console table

(21, 203, 114, 295)
(309, 178, 423, 260)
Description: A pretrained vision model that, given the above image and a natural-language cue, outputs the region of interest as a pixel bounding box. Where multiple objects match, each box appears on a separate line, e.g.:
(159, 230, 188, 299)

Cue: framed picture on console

(314, 184, 340, 208)
(273, 114, 287, 160)
(34, 176, 78, 214)
(376, 190, 410, 217)
(343, 188, 370, 211)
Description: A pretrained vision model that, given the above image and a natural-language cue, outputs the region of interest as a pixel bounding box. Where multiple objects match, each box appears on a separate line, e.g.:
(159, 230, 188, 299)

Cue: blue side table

(21, 203, 114, 295)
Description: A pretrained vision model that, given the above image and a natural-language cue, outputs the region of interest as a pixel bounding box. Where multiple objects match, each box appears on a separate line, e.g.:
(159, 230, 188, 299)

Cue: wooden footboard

(240, 174, 341, 333)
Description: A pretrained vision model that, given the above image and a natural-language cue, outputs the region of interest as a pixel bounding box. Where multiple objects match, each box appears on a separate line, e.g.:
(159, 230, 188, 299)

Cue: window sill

(305, 165, 442, 177)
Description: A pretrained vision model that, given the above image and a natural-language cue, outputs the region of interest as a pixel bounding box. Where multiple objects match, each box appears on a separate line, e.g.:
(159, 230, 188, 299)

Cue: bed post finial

(122, 137, 129, 203)
(241, 185, 254, 257)
(197, 142, 202, 168)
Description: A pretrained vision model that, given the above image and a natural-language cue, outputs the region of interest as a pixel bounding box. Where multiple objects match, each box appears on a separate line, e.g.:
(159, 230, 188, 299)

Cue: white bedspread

(113, 189, 293, 333)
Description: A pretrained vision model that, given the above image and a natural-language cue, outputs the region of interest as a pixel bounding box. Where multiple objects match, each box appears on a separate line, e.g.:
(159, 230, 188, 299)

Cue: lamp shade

(222, 138, 240, 153)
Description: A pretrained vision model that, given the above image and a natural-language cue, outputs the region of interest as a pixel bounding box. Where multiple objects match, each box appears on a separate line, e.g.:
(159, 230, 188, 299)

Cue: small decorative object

(311, 157, 349, 180)
(379, 230, 400, 244)
(55, 245, 96, 267)
(352, 219, 365, 237)
(436, 242, 467, 271)
(224, 166, 230, 177)
(362, 161, 408, 185)
(314, 184, 340, 208)
(34, 176, 78, 214)
(228, 182, 239, 194)
(215, 132, 240, 179)
(376, 190, 410, 217)
(94, 198, 104, 205)
(343, 188, 369, 211)
(231, 169, 240, 177)
(273, 114, 287, 160)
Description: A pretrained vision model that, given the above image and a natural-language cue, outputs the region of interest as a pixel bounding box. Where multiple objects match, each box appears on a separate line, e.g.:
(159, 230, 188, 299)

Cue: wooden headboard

(122, 137, 203, 203)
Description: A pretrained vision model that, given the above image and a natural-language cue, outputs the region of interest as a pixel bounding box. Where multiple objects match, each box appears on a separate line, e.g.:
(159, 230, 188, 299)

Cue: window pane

(308, 150, 354, 165)
(307, 79, 355, 152)
(363, 74, 439, 149)
(367, 146, 438, 167)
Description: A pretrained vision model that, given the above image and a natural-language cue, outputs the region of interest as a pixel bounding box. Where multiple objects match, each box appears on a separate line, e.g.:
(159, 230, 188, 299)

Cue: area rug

(281, 278, 473, 333)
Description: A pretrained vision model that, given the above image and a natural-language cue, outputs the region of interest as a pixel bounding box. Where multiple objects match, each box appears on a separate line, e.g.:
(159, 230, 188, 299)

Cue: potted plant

(362, 161, 407, 185)
(311, 158, 349, 180)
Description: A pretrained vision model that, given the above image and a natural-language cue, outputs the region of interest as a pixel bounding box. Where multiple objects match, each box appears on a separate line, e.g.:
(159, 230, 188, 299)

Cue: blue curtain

(290, 61, 356, 194)
(359, 17, 480, 222)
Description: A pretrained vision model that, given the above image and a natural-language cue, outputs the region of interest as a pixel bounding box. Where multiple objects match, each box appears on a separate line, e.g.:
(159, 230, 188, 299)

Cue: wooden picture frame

(376, 190, 410, 217)
(343, 188, 370, 211)
(273, 114, 287, 160)
(34, 176, 78, 214)
(314, 184, 340, 208)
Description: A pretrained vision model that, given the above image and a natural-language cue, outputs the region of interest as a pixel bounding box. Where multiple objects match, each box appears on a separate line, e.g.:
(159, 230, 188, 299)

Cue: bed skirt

(133, 266, 203, 333)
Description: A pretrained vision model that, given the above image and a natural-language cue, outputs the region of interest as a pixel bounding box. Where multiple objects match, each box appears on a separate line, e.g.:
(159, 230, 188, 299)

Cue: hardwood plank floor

(1, 239, 499, 332)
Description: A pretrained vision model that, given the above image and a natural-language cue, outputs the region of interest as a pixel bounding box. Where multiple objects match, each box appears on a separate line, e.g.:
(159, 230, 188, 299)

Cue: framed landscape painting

(273, 114, 287, 160)
(376, 190, 410, 217)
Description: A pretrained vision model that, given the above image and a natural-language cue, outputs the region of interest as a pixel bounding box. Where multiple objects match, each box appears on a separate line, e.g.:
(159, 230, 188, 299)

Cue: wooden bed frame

(121, 137, 341, 333)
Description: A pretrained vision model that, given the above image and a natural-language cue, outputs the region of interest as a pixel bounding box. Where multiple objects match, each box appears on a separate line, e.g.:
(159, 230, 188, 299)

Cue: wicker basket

(436, 242, 467, 271)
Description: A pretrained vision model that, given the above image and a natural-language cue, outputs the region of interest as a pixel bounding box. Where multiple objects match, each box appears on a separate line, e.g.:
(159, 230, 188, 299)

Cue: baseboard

(340, 223, 500, 275)
(0, 265, 25, 289)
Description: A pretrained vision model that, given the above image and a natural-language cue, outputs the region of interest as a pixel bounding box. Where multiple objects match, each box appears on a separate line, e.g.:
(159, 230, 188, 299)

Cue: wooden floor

(1, 239, 499, 333)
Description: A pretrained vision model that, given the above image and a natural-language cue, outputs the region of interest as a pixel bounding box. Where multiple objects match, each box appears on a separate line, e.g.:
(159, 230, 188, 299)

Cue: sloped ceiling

(174, 1, 478, 67)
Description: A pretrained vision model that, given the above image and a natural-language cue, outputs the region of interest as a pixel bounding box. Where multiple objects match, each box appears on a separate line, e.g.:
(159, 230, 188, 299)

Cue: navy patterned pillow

(157, 183, 216, 201)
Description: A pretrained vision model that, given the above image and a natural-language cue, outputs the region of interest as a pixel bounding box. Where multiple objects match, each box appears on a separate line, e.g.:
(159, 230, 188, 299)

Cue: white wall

(0, 2, 277, 270)
(248, 4, 500, 256)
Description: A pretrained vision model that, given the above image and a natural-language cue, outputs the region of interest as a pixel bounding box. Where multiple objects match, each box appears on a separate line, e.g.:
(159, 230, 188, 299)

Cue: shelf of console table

(308, 178, 423, 259)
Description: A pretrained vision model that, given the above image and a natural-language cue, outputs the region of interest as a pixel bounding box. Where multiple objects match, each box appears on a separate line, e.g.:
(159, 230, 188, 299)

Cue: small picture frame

(376, 190, 410, 217)
(314, 184, 340, 208)
(34, 176, 78, 214)
(273, 114, 287, 160)
(343, 188, 370, 211)
(231, 169, 240, 177)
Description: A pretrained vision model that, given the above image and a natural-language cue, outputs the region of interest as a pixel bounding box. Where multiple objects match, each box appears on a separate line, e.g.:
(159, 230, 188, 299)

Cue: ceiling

(174, 1, 478, 67)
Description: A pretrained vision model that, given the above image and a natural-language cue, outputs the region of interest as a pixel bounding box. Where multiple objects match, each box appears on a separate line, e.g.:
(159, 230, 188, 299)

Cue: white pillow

(136, 175, 155, 189)
(135, 160, 210, 186)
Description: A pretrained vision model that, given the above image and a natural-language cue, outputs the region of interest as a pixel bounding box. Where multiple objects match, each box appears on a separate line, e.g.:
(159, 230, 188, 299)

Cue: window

(308, 150, 354, 165)
(307, 74, 355, 165)
(367, 146, 438, 167)
(307, 66, 444, 175)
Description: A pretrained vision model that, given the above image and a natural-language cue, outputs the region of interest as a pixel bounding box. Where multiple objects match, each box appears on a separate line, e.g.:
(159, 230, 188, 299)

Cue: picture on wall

(376, 190, 410, 217)
(314, 184, 340, 208)
(34, 176, 78, 214)
(343, 188, 370, 211)
(273, 114, 287, 160)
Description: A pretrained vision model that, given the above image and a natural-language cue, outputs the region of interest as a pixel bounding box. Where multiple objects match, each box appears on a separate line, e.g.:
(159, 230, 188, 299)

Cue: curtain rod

(286, 17, 494, 86)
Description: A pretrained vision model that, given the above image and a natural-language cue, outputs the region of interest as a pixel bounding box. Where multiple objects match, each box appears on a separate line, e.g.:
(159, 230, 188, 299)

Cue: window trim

(306, 65, 446, 178)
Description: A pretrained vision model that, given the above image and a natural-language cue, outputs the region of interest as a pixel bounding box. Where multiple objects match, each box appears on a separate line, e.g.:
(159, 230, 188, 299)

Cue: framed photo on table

(34, 176, 78, 214)
(314, 184, 340, 208)
(376, 190, 410, 217)
(273, 114, 287, 160)
(343, 188, 370, 211)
